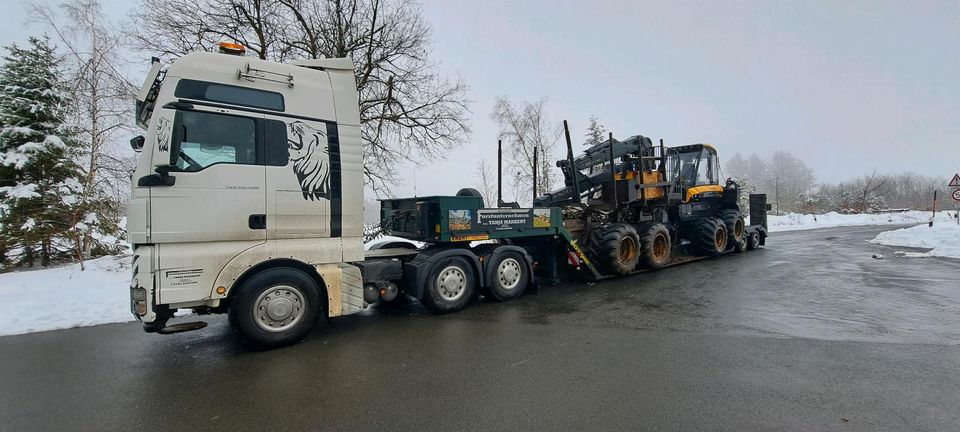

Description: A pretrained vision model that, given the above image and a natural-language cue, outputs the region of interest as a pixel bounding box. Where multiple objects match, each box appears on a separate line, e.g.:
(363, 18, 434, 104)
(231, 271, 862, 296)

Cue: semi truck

(127, 43, 767, 348)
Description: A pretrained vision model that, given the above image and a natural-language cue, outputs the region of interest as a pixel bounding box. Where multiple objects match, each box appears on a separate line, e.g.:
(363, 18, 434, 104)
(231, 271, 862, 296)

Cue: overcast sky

(4, 0, 958, 197)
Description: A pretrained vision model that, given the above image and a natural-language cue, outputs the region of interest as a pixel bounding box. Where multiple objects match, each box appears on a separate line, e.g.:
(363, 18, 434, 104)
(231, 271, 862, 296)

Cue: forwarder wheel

(422, 256, 476, 314)
(638, 223, 672, 269)
(588, 223, 641, 275)
(487, 251, 530, 301)
(691, 217, 728, 257)
(717, 209, 745, 248)
(229, 268, 322, 349)
(746, 232, 760, 250)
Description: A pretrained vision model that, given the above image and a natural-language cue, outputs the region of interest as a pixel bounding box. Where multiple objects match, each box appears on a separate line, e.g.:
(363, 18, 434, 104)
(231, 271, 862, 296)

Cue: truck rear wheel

(488, 251, 529, 301)
(717, 209, 745, 248)
(638, 223, 672, 269)
(690, 217, 727, 257)
(589, 223, 641, 275)
(229, 268, 322, 349)
(422, 256, 476, 314)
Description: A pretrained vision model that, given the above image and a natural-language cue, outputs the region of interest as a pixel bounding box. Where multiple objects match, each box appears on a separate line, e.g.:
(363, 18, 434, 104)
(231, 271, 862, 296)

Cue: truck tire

(690, 217, 727, 257)
(717, 209, 745, 248)
(229, 268, 322, 349)
(421, 256, 476, 314)
(488, 251, 529, 301)
(588, 223, 641, 275)
(746, 231, 760, 250)
(638, 223, 672, 269)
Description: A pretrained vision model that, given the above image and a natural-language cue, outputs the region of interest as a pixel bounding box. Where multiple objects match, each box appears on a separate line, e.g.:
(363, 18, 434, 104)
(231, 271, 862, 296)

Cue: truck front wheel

(229, 268, 322, 348)
(421, 256, 476, 314)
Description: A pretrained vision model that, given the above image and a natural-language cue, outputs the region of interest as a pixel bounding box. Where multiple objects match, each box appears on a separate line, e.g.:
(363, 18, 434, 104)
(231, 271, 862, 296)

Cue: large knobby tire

(422, 256, 476, 314)
(638, 223, 672, 269)
(588, 223, 641, 275)
(487, 251, 530, 301)
(229, 268, 323, 349)
(690, 217, 728, 257)
(717, 209, 745, 248)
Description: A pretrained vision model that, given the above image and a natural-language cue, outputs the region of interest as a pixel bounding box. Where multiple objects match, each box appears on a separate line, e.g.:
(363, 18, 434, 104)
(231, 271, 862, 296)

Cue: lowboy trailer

(126, 42, 767, 348)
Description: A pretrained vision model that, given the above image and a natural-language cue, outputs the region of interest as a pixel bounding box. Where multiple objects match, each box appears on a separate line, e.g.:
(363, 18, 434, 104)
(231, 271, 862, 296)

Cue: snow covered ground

(765, 210, 957, 232)
(3, 211, 959, 337)
(0, 255, 134, 336)
(870, 222, 960, 259)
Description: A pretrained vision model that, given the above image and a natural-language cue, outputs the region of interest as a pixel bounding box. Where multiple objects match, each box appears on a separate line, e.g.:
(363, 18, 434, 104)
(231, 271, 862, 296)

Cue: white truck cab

(128, 46, 367, 345)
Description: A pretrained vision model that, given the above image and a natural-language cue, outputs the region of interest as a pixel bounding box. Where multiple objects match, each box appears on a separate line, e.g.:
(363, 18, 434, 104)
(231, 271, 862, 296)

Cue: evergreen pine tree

(583, 115, 606, 147)
(0, 36, 86, 267)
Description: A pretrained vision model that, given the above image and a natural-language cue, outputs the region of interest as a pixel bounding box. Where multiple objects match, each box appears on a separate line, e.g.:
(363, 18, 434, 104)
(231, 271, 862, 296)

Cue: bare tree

(30, 0, 132, 259)
(473, 159, 496, 208)
(490, 97, 559, 206)
(127, 0, 470, 195)
(854, 170, 888, 212)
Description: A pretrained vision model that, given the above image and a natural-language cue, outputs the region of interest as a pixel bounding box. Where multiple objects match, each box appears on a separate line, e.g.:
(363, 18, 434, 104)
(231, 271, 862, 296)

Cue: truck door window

(264, 119, 289, 166)
(172, 110, 257, 172)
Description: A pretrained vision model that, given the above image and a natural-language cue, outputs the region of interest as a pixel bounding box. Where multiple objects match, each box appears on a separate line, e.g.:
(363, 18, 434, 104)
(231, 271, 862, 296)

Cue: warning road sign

(953, 189, 960, 201)
(950, 173, 960, 187)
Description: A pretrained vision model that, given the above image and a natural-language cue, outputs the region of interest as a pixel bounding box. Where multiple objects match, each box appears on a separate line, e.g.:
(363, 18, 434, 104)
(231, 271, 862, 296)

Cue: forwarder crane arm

(534, 135, 655, 207)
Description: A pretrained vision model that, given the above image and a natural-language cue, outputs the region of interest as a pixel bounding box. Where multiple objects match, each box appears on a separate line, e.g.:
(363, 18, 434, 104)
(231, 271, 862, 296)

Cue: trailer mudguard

(402, 247, 482, 299)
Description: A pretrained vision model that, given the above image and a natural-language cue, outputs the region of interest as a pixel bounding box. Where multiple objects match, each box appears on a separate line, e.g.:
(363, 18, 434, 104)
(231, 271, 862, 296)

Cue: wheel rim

(497, 258, 522, 290)
(652, 234, 669, 260)
(619, 237, 638, 263)
(714, 226, 727, 250)
(253, 285, 306, 333)
(436, 265, 467, 301)
(734, 218, 744, 239)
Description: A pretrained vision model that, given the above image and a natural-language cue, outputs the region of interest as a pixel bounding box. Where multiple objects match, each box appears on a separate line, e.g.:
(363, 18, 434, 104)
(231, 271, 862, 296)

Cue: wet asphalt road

(1, 225, 958, 432)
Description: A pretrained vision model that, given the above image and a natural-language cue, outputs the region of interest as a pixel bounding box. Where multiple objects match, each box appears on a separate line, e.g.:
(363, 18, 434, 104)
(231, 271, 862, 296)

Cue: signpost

(951, 174, 960, 226)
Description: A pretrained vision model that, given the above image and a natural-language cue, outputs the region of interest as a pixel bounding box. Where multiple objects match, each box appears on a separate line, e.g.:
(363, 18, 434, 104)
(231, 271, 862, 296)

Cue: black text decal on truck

(288, 121, 330, 200)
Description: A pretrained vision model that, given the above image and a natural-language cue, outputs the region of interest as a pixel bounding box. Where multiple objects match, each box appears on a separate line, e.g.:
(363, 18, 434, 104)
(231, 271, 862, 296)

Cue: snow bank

(766, 210, 957, 232)
(0, 255, 134, 336)
(869, 222, 960, 259)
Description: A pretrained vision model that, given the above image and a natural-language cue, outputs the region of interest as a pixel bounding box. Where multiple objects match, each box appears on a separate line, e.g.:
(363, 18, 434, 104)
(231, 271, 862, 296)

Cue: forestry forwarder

(126, 42, 768, 348)
(531, 124, 769, 276)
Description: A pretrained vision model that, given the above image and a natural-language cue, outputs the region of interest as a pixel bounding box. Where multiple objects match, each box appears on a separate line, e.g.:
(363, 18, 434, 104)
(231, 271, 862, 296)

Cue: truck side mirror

(130, 135, 145, 152)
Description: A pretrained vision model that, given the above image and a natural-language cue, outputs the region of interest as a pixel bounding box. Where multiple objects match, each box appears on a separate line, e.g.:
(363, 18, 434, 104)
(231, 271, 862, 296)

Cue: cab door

(148, 105, 267, 304)
(263, 115, 334, 241)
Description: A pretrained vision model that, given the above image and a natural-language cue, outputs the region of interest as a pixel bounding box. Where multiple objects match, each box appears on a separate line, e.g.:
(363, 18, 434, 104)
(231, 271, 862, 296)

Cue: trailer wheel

(690, 217, 727, 257)
(638, 223, 672, 269)
(588, 223, 641, 275)
(746, 232, 760, 250)
(733, 235, 747, 253)
(422, 256, 476, 314)
(717, 209, 745, 248)
(229, 268, 322, 348)
(488, 251, 529, 301)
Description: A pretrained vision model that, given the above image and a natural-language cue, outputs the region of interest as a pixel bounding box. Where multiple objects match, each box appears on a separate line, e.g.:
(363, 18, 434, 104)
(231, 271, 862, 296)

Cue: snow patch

(0, 255, 134, 336)
(870, 222, 960, 259)
(766, 210, 956, 232)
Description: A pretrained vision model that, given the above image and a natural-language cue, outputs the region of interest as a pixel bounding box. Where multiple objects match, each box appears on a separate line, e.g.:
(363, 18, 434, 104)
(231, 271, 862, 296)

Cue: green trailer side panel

(379, 195, 604, 279)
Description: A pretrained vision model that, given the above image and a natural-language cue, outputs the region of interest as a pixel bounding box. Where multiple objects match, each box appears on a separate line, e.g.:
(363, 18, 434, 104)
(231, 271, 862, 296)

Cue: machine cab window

(671, 145, 720, 187)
